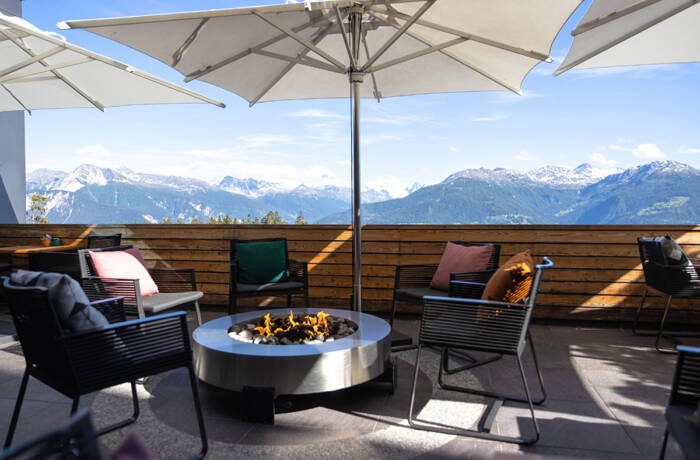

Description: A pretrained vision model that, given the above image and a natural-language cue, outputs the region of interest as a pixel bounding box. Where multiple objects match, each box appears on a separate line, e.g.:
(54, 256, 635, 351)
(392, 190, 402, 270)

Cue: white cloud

(366, 176, 411, 198)
(633, 143, 666, 159)
(286, 109, 346, 120)
(470, 113, 508, 122)
(590, 152, 619, 167)
(75, 144, 112, 165)
(364, 106, 430, 126)
(679, 146, 700, 154)
(449, 146, 460, 153)
(513, 150, 536, 161)
(608, 143, 631, 152)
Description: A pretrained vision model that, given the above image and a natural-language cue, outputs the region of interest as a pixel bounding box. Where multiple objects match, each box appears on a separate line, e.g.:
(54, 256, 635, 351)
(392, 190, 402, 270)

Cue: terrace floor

(0, 308, 688, 459)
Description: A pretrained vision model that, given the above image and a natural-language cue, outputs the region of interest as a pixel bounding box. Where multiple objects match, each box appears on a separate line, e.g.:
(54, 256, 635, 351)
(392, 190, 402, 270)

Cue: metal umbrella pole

(349, 6, 363, 312)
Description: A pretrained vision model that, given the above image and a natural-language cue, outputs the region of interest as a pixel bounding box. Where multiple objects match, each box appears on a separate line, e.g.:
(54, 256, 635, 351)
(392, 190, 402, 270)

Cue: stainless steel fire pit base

(193, 308, 392, 396)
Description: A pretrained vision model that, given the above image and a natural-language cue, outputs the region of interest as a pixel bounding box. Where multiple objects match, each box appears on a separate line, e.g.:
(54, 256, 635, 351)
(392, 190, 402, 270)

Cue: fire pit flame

(229, 310, 356, 345)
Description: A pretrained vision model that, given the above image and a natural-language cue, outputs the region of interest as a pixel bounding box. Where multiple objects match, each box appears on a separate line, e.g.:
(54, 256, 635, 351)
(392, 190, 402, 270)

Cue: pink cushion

(429, 243, 493, 291)
(111, 432, 158, 460)
(89, 250, 159, 297)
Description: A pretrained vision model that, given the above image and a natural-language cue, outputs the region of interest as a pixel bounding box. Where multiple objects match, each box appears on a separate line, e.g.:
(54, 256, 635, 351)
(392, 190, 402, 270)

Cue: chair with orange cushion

(407, 255, 553, 445)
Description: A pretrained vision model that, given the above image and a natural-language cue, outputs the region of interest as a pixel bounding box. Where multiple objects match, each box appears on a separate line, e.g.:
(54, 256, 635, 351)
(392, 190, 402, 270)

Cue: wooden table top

(0, 243, 81, 254)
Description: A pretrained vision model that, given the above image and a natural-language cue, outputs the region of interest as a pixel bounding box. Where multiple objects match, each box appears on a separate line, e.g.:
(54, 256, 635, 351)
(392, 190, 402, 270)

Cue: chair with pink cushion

(77, 245, 203, 325)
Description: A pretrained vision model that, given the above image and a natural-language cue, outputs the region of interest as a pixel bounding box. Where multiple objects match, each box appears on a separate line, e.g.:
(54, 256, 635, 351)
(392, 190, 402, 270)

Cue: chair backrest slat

(85, 233, 122, 249)
(28, 252, 81, 281)
(672, 347, 700, 405)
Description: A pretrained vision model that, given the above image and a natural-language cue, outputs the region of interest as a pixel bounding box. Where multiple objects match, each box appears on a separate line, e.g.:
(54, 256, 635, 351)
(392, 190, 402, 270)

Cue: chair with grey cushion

(78, 245, 203, 325)
(391, 242, 501, 327)
(229, 238, 309, 314)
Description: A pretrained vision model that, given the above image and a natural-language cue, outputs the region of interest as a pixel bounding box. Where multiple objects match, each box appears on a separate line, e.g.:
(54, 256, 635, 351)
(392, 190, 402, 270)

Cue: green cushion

(236, 240, 288, 284)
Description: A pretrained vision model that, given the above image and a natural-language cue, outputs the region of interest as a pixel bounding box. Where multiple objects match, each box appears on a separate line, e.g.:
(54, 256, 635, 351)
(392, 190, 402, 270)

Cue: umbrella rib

(0, 84, 31, 114)
(184, 11, 333, 82)
(249, 20, 335, 106)
(368, 12, 520, 94)
(171, 17, 210, 67)
(0, 46, 66, 79)
(0, 29, 105, 110)
(251, 10, 346, 71)
(555, 0, 700, 75)
(253, 49, 345, 74)
(374, 7, 551, 62)
(572, 0, 663, 36)
(362, 0, 436, 72)
(0, 58, 93, 84)
(366, 37, 466, 73)
(361, 30, 382, 102)
(334, 5, 356, 69)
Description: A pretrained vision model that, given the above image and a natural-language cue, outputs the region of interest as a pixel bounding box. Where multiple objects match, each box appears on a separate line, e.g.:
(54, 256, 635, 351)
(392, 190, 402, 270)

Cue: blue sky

(19, 0, 700, 194)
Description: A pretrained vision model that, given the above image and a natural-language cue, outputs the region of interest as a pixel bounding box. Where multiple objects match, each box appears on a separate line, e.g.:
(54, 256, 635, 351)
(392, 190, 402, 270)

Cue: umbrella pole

(351, 72, 362, 312)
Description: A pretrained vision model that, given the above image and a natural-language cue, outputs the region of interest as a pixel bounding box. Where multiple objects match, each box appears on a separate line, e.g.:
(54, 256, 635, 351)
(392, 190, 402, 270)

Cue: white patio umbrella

(63, 0, 581, 311)
(0, 13, 224, 112)
(556, 0, 700, 75)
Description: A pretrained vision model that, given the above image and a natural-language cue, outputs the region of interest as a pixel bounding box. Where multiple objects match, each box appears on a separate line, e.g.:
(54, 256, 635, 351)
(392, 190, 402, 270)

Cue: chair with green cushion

(229, 238, 309, 314)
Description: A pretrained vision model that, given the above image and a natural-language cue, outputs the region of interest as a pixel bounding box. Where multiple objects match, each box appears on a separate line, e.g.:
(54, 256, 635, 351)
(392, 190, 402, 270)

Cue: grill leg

(4, 368, 29, 448)
(655, 296, 676, 354)
(187, 364, 209, 459)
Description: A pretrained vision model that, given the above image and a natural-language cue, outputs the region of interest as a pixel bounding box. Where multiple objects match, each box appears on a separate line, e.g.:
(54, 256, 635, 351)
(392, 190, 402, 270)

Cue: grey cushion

(395, 287, 446, 302)
(660, 236, 690, 265)
(10, 269, 108, 333)
(237, 281, 304, 294)
(141, 291, 203, 314)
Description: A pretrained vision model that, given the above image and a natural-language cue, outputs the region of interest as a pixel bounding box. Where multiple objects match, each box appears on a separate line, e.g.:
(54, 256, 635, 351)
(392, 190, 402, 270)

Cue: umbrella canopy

(556, 0, 700, 75)
(0, 13, 224, 112)
(63, 0, 581, 311)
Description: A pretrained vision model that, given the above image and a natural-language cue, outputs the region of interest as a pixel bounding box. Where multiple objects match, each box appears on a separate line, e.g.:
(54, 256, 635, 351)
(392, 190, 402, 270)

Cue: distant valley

(26, 161, 699, 225)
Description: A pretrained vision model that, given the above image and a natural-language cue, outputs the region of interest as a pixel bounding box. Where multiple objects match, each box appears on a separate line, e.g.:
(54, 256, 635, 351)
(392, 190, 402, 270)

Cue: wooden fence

(2, 224, 699, 322)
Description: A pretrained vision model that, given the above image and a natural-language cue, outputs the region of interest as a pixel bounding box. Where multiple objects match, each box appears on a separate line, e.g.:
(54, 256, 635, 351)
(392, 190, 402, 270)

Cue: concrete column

(0, 0, 25, 223)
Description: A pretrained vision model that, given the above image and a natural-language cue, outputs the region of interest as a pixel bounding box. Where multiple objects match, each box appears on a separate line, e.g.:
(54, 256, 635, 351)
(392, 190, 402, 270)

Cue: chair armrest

(677, 345, 700, 356)
(149, 268, 197, 292)
(288, 259, 308, 283)
(81, 276, 138, 305)
(395, 264, 438, 289)
(450, 268, 497, 283)
(89, 296, 126, 324)
(448, 280, 487, 299)
(63, 312, 190, 387)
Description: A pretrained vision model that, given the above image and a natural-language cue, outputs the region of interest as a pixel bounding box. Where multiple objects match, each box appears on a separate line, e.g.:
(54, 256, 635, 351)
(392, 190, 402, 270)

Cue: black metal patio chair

(1, 276, 208, 458)
(407, 257, 553, 445)
(391, 242, 501, 326)
(229, 238, 309, 314)
(78, 245, 203, 325)
(0, 409, 101, 460)
(660, 345, 700, 459)
(634, 236, 700, 353)
(86, 232, 122, 249)
(28, 251, 81, 281)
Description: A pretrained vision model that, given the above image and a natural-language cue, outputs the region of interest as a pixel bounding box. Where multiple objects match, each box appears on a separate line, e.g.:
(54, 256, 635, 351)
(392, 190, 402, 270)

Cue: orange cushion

(89, 250, 159, 297)
(481, 251, 535, 303)
(429, 243, 493, 291)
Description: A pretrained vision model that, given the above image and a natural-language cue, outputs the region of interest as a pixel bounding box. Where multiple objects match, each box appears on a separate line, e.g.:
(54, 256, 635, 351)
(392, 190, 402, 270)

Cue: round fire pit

(193, 308, 391, 396)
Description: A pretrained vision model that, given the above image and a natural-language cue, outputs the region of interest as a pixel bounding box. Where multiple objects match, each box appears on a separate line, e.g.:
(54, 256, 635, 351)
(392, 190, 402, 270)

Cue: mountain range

(26, 161, 698, 225)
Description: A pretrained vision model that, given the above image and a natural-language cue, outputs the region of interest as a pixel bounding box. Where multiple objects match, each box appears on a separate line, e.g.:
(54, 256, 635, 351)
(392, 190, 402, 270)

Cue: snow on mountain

(443, 167, 529, 184)
(26, 168, 67, 190)
(218, 176, 284, 198)
(526, 163, 617, 187)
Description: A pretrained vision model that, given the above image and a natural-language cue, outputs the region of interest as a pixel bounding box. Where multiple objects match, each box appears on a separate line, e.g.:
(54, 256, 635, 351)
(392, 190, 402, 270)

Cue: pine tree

(161, 217, 172, 224)
(28, 193, 49, 224)
(295, 211, 308, 225)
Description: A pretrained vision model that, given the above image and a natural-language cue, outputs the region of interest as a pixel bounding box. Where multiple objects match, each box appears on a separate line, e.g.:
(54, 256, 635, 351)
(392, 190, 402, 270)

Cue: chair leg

(408, 344, 540, 444)
(527, 332, 547, 404)
(96, 380, 140, 436)
(194, 301, 202, 326)
(655, 296, 676, 354)
(228, 293, 237, 316)
(71, 397, 80, 415)
(286, 294, 292, 308)
(441, 347, 502, 375)
(632, 287, 649, 335)
(390, 295, 398, 327)
(659, 428, 668, 460)
(187, 364, 208, 460)
(4, 368, 30, 448)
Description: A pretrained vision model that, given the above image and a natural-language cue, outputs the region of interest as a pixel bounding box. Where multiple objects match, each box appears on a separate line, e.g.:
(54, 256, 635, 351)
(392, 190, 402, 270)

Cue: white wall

(0, 0, 25, 223)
